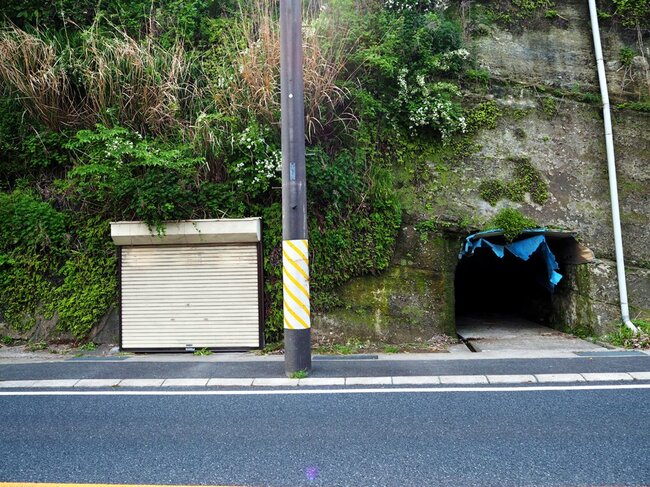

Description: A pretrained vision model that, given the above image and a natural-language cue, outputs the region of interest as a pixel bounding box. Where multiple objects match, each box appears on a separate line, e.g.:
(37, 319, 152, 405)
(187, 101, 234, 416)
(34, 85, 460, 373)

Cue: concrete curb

(1, 372, 649, 389)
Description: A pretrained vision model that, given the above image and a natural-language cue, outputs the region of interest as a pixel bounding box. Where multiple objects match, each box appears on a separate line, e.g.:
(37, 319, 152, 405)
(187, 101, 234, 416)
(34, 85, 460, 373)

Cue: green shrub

(485, 208, 539, 242)
(619, 46, 636, 66)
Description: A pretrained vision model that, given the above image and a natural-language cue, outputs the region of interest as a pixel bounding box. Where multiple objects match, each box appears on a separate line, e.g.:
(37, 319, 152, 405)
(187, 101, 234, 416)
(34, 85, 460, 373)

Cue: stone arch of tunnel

(453, 230, 594, 330)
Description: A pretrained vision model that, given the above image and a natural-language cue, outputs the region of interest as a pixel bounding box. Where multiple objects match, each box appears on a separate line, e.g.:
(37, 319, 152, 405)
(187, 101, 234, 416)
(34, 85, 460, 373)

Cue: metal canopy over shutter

(111, 219, 263, 351)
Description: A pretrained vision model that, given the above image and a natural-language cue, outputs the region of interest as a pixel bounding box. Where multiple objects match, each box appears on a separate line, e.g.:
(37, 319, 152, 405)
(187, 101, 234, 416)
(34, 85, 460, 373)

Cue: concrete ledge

(581, 373, 633, 382)
(0, 380, 38, 388)
(31, 380, 79, 387)
(118, 379, 165, 387)
(439, 375, 489, 385)
(298, 378, 345, 386)
(162, 378, 209, 387)
(487, 375, 537, 384)
(629, 372, 650, 380)
(536, 374, 585, 383)
(75, 379, 121, 387)
(2, 372, 650, 389)
(345, 377, 392, 385)
(110, 218, 261, 246)
(252, 378, 299, 387)
(207, 378, 254, 387)
(392, 376, 441, 385)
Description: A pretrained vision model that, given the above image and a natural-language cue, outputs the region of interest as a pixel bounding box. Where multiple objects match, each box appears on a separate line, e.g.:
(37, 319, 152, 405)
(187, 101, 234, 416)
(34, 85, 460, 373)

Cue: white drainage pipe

(587, 0, 639, 334)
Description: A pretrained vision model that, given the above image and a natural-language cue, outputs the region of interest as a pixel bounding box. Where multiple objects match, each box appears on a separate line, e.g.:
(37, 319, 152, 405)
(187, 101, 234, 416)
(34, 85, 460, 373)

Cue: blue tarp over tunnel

(459, 229, 563, 291)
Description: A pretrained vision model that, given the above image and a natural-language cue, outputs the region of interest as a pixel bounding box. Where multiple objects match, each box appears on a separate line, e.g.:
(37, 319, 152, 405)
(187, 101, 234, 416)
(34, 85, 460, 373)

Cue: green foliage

(79, 342, 97, 351)
(485, 208, 539, 242)
(0, 190, 68, 253)
(0, 191, 117, 338)
(52, 241, 117, 338)
(542, 97, 558, 118)
(485, 0, 558, 28)
(351, 7, 470, 138)
(193, 347, 213, 355)
(0, 0, 485, 346)
(258, 341, 284, 355)
(62, 124, 205, 227)
(465, 69, 491, 86)
(611, 0, 650, 27)
(313, 338, 367, 355)
(479, 156, 549, 206)
(465, 101, 501, 131)
(602, 320, 650, 349)
(289, 369, 309, 379)
(617, 102, 650, 112)
(0, 97, 71, 186)
(512, 0, 555, 16)
(0, 190, 66, 329)
(619, 46, 637, 66)
(1, 0, 228, 48)
(414, 219, 440, 243)
(26, 341, 48, 351)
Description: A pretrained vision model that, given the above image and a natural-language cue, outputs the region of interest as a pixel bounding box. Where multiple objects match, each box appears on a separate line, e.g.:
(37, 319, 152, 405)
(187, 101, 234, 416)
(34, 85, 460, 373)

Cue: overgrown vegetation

(0, 0, 484, 343)
(485, 207, 539, 241)
(479, 156, 549, 206)
(602, 320, 650, 349)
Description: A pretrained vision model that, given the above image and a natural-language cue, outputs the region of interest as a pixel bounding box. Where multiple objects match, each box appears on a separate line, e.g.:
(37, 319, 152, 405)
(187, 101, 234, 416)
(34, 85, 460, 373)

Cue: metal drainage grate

(67, 356, 130, 361)
(313, 354, 378, 361)
(574, 350, 647, 358)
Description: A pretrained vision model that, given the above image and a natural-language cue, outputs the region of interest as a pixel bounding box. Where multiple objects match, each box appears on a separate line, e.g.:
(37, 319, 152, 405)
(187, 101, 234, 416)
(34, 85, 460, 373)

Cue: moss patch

(479, 156, 549, 206)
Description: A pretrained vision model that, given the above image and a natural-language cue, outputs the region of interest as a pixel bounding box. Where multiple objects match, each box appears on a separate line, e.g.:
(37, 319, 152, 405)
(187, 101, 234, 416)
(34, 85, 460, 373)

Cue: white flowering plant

(226, 120, 282, 198)
(384, 0, 449, 13)
(395, 69, 466, 138)
(354, 8, 470, 139)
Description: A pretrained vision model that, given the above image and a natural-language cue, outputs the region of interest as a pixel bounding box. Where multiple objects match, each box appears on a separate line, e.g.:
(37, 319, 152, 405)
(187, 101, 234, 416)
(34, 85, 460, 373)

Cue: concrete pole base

(284, 328, 311, 376)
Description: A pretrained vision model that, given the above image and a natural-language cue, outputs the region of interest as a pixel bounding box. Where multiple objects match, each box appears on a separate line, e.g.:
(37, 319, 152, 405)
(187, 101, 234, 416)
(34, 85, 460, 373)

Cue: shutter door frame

(118, 241, 265, 352)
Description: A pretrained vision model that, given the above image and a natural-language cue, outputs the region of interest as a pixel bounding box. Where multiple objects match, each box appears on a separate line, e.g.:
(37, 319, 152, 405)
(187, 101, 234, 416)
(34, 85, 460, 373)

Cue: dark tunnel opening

(455, 239, 561, 326)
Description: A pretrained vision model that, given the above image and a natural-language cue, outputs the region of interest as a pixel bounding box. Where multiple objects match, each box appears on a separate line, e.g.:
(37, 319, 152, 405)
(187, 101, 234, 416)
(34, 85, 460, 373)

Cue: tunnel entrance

(455, 241, 553, 322)
(455, 230, 593, 331)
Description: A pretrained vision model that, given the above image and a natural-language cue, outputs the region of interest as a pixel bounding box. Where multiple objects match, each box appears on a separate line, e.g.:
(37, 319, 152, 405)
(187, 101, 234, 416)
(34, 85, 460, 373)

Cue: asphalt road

(1, 387, 648, 486)
(1, 355, 649, 381)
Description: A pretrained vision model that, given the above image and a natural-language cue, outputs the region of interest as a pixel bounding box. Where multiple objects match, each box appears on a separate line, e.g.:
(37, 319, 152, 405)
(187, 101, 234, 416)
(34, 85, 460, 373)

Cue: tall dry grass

(0, 25, 200, 135)
(0, 27, 79, 129)
(210, 0, 358, 141)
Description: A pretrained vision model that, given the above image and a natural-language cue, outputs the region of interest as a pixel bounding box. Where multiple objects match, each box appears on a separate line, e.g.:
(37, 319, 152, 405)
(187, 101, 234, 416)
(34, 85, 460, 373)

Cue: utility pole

(280, 0, 311, 374)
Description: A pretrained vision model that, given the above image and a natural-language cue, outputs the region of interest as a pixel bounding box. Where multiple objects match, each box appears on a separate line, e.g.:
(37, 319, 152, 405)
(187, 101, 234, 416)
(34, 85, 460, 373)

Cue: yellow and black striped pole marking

(282, 239, 310, 330)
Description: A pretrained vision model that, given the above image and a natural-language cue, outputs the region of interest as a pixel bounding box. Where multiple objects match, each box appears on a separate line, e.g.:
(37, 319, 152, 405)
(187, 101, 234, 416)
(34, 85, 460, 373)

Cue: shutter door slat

(121, 244, 260, 349)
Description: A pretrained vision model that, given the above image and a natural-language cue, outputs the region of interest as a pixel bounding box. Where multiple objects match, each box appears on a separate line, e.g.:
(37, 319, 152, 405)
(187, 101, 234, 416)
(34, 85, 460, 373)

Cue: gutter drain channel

(458, 335, 481, 353)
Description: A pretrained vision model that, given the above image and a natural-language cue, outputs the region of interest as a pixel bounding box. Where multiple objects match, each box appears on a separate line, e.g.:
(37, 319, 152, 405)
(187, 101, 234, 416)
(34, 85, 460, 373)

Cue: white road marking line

(1, 384, 649, 397)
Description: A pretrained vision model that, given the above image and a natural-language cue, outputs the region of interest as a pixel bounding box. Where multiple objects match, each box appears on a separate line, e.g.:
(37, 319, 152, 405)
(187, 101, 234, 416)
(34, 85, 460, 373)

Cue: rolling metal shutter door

(121, 244, 260, 349)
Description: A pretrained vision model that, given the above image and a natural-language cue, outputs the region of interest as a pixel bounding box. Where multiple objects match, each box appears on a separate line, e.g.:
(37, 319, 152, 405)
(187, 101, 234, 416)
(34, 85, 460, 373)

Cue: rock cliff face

(315, 0, 649, 340)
